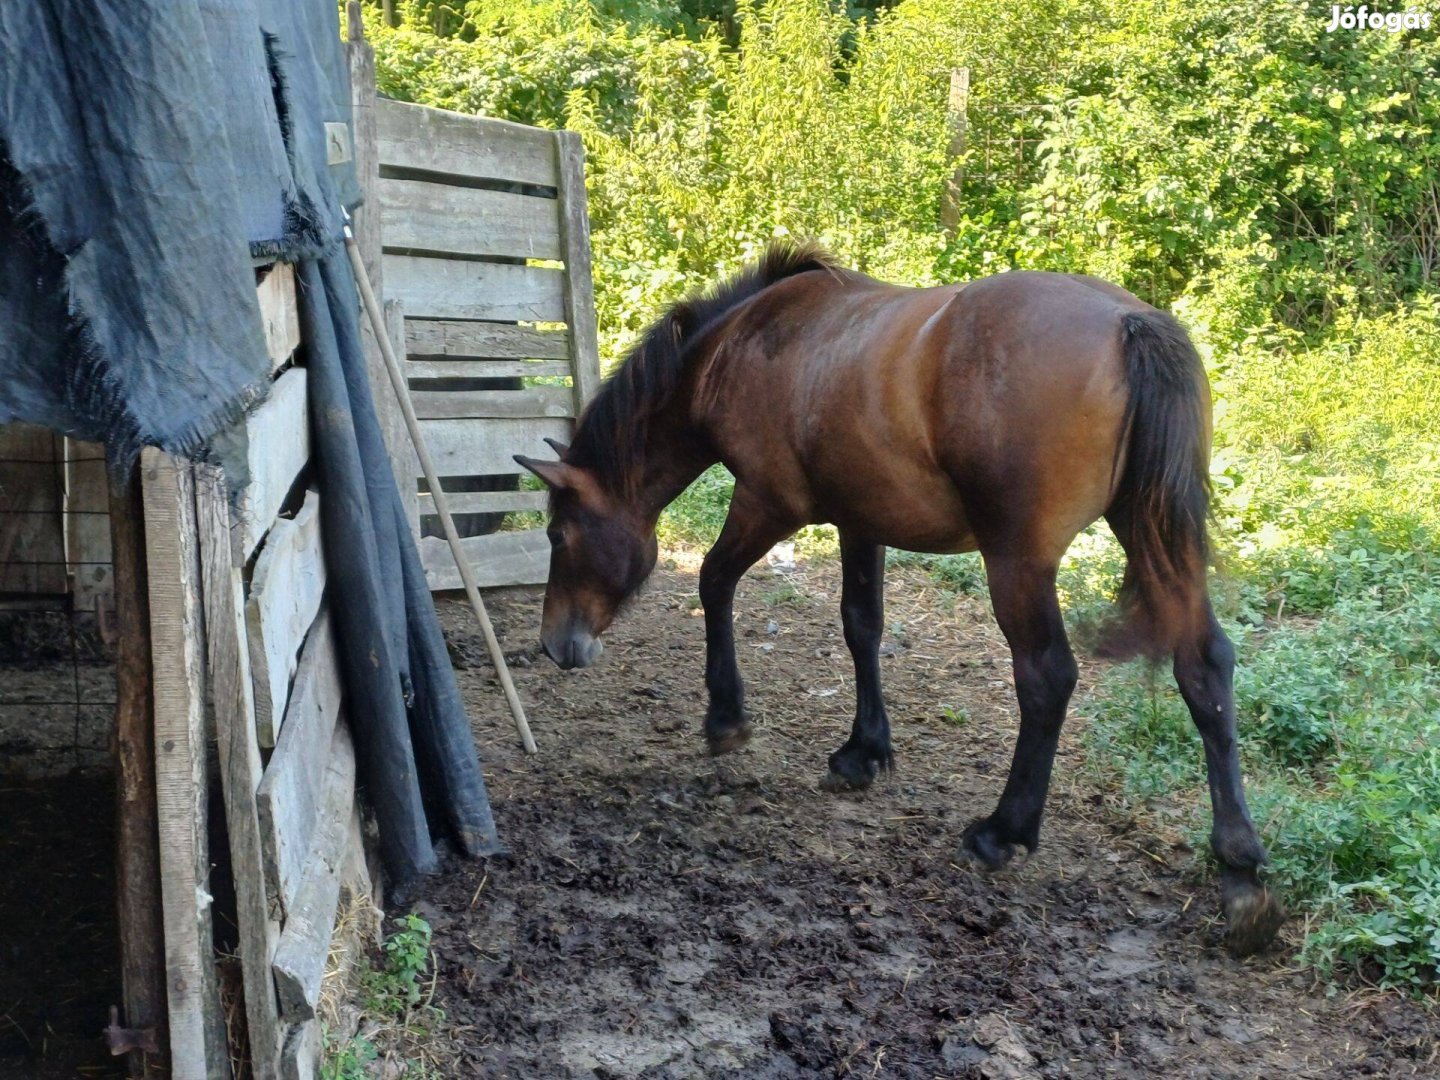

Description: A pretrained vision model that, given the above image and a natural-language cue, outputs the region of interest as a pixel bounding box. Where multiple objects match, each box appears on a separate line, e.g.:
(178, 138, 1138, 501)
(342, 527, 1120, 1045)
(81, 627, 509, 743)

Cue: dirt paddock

(423, 558, 1434, 1079)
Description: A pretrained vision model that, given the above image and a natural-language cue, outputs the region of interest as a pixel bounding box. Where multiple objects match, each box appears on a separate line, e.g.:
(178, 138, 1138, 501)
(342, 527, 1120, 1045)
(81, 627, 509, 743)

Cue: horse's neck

(633, 386, 716, 520)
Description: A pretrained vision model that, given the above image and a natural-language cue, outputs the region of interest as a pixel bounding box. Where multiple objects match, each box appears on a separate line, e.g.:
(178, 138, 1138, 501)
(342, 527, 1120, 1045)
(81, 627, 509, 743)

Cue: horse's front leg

(822, 532, 894, 791)
(699, 489, 793, 755)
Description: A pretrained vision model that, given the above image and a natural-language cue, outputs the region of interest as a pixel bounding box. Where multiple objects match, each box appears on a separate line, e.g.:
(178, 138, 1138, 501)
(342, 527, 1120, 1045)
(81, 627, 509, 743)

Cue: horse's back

(703, 266, 1152, 557)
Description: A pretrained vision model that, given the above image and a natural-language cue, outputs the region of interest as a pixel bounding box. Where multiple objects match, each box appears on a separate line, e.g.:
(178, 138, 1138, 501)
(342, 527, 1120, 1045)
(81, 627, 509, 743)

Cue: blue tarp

(0, 0, 500, 887)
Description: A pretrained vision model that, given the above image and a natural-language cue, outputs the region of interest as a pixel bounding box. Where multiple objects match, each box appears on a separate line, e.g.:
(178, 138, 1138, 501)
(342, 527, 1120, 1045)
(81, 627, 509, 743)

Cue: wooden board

(405, 319, 570, 361)
(384, 255, 566, 323)
(140, 450, 228, 1079)
(408, 359, 572, 381)
(416, 417, 572, 478)
(279, 1020, 320, 1080)
(258, 264, 301, 374)
(110, 460, 169, 1076)
(377, 97, 559, 189)
(379, 178, 561, 261)
(420, 527, 549, 591)
(195, 464, 284, 1079)
(352, 20, 418, 540)
(411, 386, 575, 420)
(385, 299, 422, 540)
(0, 423, 67, 595)
(238, 367, 310, 560)
(64, 439, 112, 604)
(245, 491, 326, 747)
(555, 130, 602, 411)
(418, 489, 548, 517)
(272, 721, 357, 1022)
(256, 607, 343, 917)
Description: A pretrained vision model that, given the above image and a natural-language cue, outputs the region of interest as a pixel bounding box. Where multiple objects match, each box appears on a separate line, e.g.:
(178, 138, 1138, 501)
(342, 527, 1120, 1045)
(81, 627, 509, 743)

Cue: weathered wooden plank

(0, 423, 67, 595)
(411, 386, 575, 420)
(65, 438, 112, 605)
(376, 97, 559, 189)
(352, 20, 416, 541)
(385, 299, 421, 540)
(140, 450, 228, 1079)
(245, 491, 326, 748)
(405, 319, 570, 361)
(380, 178, 561, 261)
(279, 1021, 320, 1080)
(384, 255, 566, 323)
(195, 464, 284, 1080)
(256, 606, 343, 917)
(257, 264, 301, 374)
(417, 417, 572, 478)
(272, 722, 356, 1022)
(555, 131, 602, 412)
(110, 459, 169, 1077)
(418, 489, 548, 517)
(238, 367, 310, 560)
(420, 527, 550, 591)
(407, 359, 572, 381)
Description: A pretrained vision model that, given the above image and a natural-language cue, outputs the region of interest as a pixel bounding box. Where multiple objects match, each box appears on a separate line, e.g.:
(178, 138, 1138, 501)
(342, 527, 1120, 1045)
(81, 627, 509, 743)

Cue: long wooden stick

(342, 221, 538, 754)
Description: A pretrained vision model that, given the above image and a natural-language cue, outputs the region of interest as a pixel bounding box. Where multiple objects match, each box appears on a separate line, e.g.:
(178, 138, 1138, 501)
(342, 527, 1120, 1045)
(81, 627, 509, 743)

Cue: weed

(323, 915, 447, 1078)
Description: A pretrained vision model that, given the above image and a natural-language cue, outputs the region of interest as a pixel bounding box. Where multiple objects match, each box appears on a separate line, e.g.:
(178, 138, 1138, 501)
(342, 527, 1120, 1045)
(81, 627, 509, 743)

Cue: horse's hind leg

(821, 531, 894, 791)
(961, 554, 1077, 868)
(1173, 603, 1285, 955)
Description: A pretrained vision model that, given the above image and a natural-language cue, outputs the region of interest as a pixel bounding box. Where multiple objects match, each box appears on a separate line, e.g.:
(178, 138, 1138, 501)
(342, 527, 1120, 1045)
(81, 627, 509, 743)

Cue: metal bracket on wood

(105, 1006, 160, 1057)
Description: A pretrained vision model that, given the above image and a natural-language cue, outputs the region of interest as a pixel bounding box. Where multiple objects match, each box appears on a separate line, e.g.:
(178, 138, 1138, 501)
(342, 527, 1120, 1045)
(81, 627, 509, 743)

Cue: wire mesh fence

(0, 425, 116, 777)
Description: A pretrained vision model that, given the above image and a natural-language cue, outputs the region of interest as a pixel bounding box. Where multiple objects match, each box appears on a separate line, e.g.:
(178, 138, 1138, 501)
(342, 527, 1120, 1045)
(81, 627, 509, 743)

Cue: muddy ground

(420, 557, 1434, 1079)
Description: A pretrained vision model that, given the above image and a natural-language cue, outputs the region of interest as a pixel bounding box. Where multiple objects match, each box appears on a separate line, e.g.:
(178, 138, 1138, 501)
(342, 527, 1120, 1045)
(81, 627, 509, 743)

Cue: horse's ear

(542, 436, 570, 458)
(514, 454, 573, 490)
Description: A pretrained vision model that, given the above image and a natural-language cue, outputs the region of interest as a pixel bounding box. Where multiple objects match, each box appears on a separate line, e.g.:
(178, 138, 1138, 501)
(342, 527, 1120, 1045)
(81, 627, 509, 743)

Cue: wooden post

(940, 67, 970, 236)
(555, 130, 602, 412)
(196, 465, 285, 1079)
(347, 2, 418, 530)
(141, 450, 230, 1078)
(109, 459, 169, 1078)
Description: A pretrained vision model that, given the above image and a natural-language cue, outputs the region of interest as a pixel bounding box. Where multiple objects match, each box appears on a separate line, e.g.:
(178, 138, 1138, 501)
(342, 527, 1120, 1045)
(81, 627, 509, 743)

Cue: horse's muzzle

(542, 629, 603, 670)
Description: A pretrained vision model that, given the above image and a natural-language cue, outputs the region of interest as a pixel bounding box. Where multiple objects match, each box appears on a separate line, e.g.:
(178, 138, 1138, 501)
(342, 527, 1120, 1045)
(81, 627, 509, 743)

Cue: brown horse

(516, 244, 1283, 955)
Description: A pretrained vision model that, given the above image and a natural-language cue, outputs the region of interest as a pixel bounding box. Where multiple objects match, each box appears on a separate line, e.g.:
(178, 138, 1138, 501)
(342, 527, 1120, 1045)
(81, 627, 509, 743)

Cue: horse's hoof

(820, 766, 872, 793)
(960, 818, 1022, 871)
(820, 750, 885, 793)
(706, 720, 754, 756)
(1223, 882, 1285, 957)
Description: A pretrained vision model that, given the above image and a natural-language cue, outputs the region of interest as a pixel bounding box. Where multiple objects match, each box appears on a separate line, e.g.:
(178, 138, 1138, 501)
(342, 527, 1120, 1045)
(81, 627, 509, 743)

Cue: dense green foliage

(362, 0, 1440, 989)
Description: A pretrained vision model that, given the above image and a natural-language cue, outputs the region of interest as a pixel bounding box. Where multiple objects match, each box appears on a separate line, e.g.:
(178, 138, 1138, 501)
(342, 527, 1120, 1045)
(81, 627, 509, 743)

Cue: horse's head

(515, 441, 658, 670)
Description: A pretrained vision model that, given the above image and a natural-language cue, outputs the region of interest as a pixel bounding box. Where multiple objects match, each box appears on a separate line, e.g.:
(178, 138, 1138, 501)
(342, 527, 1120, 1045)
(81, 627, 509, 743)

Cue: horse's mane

(566, 242, 838, 497)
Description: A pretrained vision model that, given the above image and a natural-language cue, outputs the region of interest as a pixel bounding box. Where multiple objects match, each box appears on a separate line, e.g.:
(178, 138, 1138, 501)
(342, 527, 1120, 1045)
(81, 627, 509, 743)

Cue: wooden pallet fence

(374, 98, 601, 589)
(184, 260, 371, 1080)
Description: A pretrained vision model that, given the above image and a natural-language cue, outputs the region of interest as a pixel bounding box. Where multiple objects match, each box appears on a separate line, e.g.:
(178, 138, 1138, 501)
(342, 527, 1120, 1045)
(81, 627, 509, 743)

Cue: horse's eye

(547, 529, 565, 549)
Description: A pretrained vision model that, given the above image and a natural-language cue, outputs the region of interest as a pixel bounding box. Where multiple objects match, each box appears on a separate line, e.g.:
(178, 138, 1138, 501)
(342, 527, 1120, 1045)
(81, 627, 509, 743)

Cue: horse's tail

(1103, 310, 1212, 658)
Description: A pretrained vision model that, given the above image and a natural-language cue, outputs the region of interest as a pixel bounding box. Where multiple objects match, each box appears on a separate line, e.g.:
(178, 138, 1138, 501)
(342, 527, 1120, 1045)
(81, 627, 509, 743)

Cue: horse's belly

(814, 470, 977, 553)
